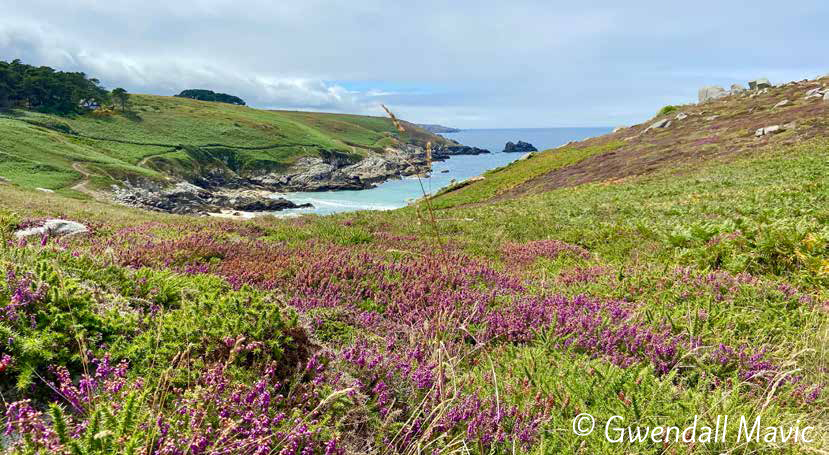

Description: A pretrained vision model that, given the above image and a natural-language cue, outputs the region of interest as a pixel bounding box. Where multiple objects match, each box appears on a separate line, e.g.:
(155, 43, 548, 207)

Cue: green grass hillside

(0, 94, 447, 193)
(0, 78, 827, 454)
(434, 75, 829, 208)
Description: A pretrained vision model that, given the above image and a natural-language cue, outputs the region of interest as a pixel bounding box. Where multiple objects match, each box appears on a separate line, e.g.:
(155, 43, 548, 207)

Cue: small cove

(270, 127, 611, 216)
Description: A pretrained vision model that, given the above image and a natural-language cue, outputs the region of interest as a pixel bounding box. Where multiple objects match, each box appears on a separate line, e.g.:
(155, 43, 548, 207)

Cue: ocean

(270, 127, 611, 216)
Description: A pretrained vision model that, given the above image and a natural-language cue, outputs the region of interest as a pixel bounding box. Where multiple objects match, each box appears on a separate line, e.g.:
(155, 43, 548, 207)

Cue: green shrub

(657, 105, 678, 116)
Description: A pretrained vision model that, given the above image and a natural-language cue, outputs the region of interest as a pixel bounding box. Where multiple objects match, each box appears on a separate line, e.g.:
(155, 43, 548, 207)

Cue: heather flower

(502, 239, 591, 266)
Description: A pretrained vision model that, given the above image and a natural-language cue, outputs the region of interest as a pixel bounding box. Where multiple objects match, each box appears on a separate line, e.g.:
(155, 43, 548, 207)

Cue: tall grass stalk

(380, 105, 443, 247)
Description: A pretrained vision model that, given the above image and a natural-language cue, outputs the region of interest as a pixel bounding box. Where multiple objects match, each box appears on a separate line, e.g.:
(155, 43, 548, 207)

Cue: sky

(1, 0, 828, 128)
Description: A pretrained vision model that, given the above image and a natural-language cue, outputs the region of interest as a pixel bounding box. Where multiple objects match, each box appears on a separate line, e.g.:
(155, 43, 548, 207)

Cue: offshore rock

(502, 141, 538, 153)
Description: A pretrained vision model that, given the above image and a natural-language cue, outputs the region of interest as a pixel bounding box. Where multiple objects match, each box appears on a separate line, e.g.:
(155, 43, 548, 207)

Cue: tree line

(0, 59, 130, 115)
(175, 89, 246, 106)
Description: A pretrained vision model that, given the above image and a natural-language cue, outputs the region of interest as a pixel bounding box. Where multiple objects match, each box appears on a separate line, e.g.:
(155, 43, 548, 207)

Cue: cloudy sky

(1, 1, 827, 128)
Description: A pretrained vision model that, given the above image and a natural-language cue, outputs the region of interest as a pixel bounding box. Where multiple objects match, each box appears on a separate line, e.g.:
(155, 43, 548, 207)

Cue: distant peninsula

(417, 124, 461, 133)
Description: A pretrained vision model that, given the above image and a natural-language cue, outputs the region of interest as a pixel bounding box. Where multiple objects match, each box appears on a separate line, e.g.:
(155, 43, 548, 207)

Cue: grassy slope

(0, 94, 448, 190)
(1, 81, 828, 453)
(433, 75, 829, 208)
(1, 130, 827, 452)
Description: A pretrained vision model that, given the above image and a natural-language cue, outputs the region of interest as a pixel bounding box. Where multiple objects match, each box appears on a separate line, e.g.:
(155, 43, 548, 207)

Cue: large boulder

(755, 125, 786, 137)
(773, 99, 790, 109)
(805, 87, 824, 99)
(644, 118, 671, 133)
(730, 83, 746, 94)
(698, 86, 727, 103)
(748, 78, 772, 90)
(15, 219, 88, 239)
(502, 141, 538, 153)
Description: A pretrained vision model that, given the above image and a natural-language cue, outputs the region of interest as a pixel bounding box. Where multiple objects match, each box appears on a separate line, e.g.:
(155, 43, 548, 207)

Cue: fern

(117, 392, 138, 439)
(84, 409, 101, 452)
(49, 403, 70, 446)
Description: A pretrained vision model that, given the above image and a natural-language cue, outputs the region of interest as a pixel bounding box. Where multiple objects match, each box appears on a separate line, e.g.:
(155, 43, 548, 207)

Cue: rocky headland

(112, 141, 490, 214)
(416, 124, 461, 133)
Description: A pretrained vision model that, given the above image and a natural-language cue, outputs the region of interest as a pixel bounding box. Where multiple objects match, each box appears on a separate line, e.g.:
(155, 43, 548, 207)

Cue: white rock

(35, 188, 55, 193)
(699, 86, 728, 103)
(749, 78, 772, 90)
(705, 115, 719, 121)
(518, 152, 535, 161)
(806, 88, 823, 97)
(612, 126, 626, 133)
(730, 83, 746, 93)
(755, 125, 786, 137)
(15, 219, 88, 239)
(824, 92, 829, 101)
(645, 118, 671, 133)
(675, 112, 688, 120)
(773, 99, 790, 109)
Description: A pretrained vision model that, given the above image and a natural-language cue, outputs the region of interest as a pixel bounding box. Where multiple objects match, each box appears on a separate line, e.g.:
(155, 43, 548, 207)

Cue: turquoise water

(271, 127, 611, 216)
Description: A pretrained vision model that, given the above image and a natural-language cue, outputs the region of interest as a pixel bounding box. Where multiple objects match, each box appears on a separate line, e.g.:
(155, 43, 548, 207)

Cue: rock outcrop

(502, 141, 538, 153)
(432, 145, 491, 160)
(112, 181, 312, 214)
(699, 86, 727, 103)
(113, 140, 489, 213)
(15, 220, 88, 239)
(254, 145, 428, 192)
(416, 124, 461, 133)
(749, 78, 772, 90)
(755, 125, 787, 137)
(730, 84, 746, 94)
(644, 118, 671, 133)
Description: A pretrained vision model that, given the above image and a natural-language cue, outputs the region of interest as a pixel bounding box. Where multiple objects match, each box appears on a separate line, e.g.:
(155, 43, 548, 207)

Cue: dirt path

(70, 162, 106, 200)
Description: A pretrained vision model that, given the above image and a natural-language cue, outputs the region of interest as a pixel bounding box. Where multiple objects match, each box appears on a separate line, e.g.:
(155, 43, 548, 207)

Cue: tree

(112, 88, 130, 111)
(175, 89, 245, 106)
(0, 59, 109, 115)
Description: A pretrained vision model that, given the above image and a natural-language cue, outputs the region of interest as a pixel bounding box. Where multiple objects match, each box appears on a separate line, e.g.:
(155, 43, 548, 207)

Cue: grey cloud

(2, 0, 829, 127)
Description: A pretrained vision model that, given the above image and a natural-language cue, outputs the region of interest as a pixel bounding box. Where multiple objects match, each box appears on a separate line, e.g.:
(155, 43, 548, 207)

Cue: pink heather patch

(501, 239, 590, 265)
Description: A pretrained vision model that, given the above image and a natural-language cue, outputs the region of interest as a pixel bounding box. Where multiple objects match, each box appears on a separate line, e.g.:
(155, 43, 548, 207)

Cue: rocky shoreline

(113, 183, 312, 215)
(112, 141, 490, 214)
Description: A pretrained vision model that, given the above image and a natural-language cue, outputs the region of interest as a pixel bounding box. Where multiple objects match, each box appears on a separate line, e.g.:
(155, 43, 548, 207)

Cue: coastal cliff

(0, 93, 491, 214)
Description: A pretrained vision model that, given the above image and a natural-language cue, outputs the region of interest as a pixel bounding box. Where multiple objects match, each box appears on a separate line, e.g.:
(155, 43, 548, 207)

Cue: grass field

(0, 94, 447, 190)
(0, 80, 827, 453)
